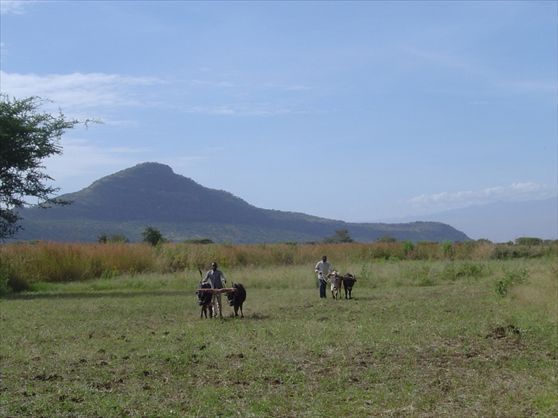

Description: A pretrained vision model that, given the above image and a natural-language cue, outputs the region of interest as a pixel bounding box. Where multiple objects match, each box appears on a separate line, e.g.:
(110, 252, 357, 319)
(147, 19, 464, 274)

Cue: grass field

(1, 258, 556, 417)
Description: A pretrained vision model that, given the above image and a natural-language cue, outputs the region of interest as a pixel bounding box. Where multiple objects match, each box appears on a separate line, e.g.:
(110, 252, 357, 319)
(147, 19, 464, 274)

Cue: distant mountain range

(395, 197, 557, 243)
(13, 162, 469, 243)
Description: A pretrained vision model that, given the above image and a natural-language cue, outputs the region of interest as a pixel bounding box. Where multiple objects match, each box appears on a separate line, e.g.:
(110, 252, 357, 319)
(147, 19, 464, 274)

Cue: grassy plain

(1, 258, 556, 417)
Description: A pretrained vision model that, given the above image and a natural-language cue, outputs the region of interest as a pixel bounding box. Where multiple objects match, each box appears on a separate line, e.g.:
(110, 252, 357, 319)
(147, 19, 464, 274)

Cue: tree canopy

(142, 226, 165, 246)
(323, 228, 354, 243)
(0, 95, 80, 239)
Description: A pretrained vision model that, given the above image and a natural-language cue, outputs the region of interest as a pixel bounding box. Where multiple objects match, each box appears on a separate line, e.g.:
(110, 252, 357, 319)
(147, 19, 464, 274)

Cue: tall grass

(1, 240, 556, 289)
(0, 242, 155, 287)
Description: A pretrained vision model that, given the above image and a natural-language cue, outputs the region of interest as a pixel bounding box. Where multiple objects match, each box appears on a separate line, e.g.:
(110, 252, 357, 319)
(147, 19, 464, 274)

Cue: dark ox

(196, 282, 214, 318)
(342, 273, 357, 299)
(226, 283, 247, 318)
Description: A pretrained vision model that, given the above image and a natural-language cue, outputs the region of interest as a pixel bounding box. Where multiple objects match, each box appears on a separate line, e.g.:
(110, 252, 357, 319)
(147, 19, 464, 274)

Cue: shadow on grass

(245, 312, 271, 320)
(3, 290, 195, 301)
(198, 313, 271, 321)
(345, 295, 383, 301)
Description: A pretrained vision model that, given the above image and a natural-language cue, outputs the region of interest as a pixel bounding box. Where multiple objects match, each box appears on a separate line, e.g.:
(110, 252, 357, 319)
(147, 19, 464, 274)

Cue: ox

(226, 283, 247, 318)
(342, 273, 357, 299)
(196, 282, 214, 318)
(328, 271, 343, 300)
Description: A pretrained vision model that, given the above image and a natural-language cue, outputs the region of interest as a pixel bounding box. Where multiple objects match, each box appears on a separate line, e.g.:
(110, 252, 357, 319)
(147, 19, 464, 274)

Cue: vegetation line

(1, 240, 556, 292)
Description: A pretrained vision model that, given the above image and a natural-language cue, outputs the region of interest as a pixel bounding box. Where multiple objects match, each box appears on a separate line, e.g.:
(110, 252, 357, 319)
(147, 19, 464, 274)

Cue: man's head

(211, 262, 218, 271)
(322, 256, 327, 262)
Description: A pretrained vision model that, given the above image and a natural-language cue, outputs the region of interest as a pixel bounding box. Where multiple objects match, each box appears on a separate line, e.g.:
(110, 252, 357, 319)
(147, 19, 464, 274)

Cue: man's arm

(202, 271, 213, 287)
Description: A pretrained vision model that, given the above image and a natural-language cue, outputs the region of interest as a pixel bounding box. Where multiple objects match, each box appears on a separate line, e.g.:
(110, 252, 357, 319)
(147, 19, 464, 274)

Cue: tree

(515, 237, 543, 246)
(0, 95, 80, 239)
(323, 228, 354, 243)
(142, 226, 164, 246)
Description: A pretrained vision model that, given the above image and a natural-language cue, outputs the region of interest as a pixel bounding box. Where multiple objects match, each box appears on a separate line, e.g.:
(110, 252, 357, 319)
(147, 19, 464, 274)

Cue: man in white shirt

(202, 262, 227, 318)
(315, 255, 333, 298)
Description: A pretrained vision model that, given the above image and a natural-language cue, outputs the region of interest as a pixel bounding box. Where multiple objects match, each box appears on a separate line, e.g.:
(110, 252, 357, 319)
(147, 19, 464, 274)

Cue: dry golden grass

(1, 240, 556, 289)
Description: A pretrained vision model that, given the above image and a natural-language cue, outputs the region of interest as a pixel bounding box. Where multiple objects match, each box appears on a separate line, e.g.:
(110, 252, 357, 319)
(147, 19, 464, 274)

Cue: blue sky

(1, 0, 556, 222)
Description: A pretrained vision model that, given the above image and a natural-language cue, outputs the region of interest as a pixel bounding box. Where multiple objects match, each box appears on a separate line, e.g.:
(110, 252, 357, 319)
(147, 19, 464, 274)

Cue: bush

(492, 244, 550, 259)
(98, 233, 129, 243)
(376, 236, 397, 243)
(400, 263, 433, 286)
(7, 276, 30, 292)
(1, 259, 29, 293)
(402, 241, 414, 258)
(438, 262, 486, 281)
(183, 238, 214, 244)
(441, 241, 454, 259)
(495, 267, 529, 297)
(0, 262, 11, 295)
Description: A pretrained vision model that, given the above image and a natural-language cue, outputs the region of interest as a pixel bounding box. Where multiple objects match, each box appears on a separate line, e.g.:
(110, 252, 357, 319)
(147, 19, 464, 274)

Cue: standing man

(203, 262, 227, 318)
(315, 255, 333, 299)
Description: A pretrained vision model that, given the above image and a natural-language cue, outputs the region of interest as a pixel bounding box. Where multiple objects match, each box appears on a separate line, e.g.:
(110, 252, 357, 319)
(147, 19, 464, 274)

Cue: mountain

(397, 197, 557, 243)
(13, 163, 470, 243)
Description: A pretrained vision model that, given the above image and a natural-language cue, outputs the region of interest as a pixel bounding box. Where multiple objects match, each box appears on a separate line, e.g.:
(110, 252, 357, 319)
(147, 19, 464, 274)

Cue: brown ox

(328, 271, 343, 300)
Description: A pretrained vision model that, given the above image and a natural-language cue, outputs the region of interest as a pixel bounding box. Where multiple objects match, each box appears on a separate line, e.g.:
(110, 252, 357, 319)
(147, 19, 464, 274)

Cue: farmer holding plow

(315, 255, 334, 299)
(202, 262, 227, 318)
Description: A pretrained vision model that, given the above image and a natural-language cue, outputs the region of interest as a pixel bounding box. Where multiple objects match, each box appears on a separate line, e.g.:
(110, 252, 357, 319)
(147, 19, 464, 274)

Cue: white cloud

(0, 71, 164, 112)
(0, 0, 31, 15)
(0, 71, 310, 118)
(181, 104, 309, 116)
(409, 182, 554, 210)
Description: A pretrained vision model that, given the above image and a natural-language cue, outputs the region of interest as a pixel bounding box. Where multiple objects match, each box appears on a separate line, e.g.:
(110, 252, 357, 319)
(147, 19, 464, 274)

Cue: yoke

(196, 288, 237, 294)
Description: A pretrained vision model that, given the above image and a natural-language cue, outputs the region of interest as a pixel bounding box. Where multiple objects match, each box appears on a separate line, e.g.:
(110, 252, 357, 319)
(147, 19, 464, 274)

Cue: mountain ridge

(14, 162, 470, 243)
(391, 197, 558, 243)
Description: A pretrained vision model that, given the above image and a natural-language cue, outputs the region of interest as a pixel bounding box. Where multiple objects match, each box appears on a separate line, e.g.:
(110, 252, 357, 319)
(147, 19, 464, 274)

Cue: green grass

(1, 259, 556, 417)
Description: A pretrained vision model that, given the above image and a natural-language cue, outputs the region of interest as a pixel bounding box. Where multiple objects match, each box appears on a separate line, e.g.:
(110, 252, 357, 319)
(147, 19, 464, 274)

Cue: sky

(1, 0, 557, 224)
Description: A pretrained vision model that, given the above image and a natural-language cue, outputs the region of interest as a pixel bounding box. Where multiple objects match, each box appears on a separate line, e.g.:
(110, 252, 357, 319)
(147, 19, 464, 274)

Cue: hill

(14, 162, 469, 243)
(397, 197, 557, 243)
